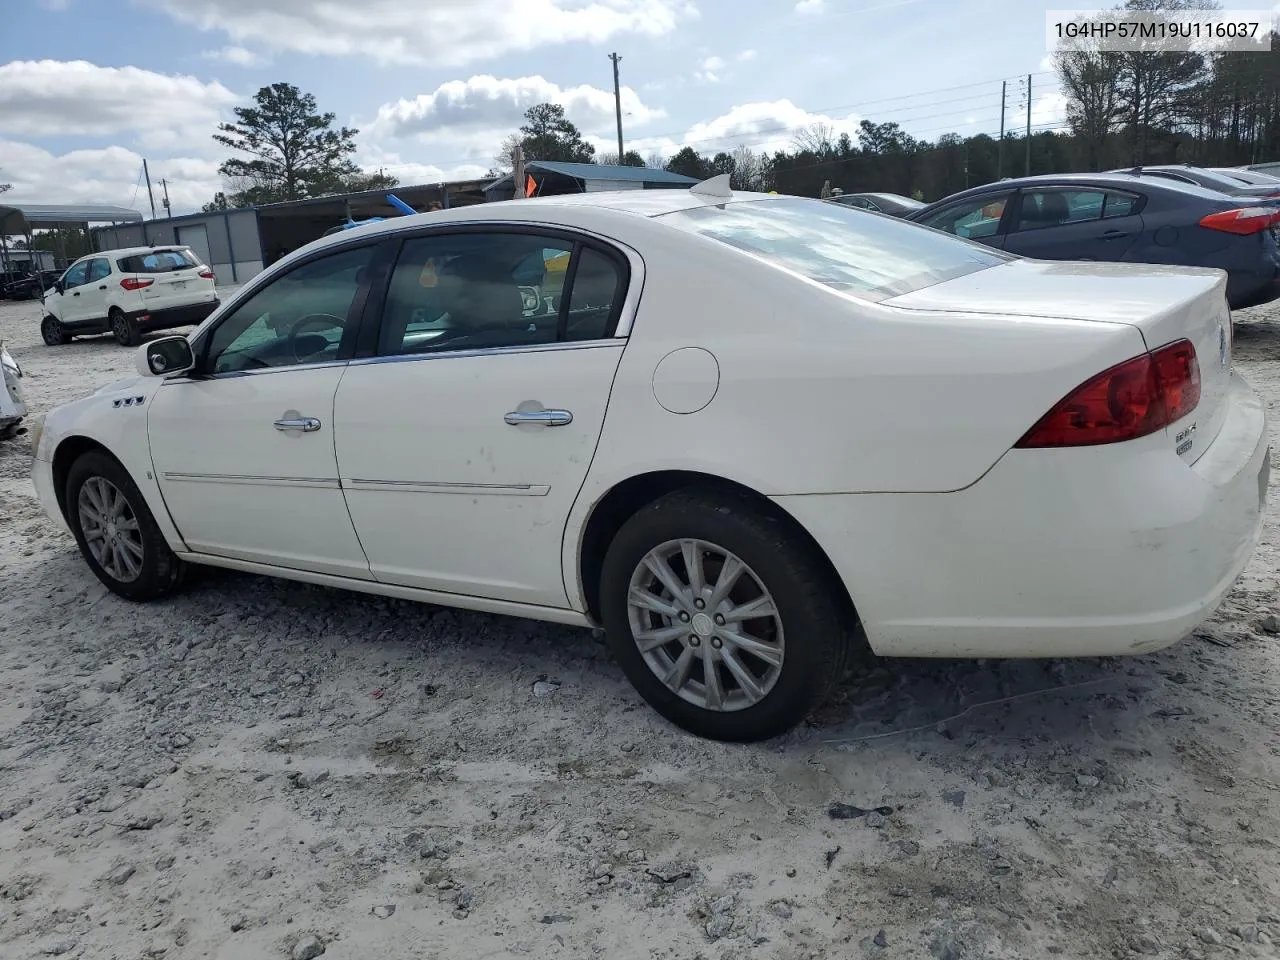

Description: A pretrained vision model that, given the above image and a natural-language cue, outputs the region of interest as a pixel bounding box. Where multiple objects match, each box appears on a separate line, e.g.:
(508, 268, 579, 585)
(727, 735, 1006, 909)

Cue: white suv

(41, 246, 220, 347)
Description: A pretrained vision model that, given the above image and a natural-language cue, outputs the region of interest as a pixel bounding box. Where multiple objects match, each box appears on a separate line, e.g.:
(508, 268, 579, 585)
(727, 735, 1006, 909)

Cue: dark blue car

(907, 172, 1280, 309)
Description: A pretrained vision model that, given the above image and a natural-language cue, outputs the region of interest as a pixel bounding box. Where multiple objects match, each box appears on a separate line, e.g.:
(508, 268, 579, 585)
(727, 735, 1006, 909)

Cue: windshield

(659, 196, 1011, 301)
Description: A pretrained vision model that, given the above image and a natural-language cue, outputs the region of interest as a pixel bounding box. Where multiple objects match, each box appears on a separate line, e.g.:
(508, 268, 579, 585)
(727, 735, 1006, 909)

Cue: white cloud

(0, 139, 221, 216)
(1031, 91, 1069, 132)
(0, 60, 237, 141)
(153, 0, 698, 67)
(695, 55, 727, 83)
(367, 75, 665, 167)
(795, 0, 824, 14)
(737, 49, 757, 61)
(619, 99, 863, 164)
(202, 45, 269, 67)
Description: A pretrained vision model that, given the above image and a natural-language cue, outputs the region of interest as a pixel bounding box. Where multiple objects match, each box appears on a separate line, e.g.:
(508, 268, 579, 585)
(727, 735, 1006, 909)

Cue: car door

(915, 191, 1014, 248)
(54, 260, 91, 323)
(1002, 187, 1144, 261)
(77, 257, 113, 322)
(332, 228, 631, 608)
(146, 242, 383, 578)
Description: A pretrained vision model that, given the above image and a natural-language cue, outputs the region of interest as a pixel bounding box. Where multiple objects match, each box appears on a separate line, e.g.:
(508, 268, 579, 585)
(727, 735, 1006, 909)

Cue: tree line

(198, 0, 1280, 214)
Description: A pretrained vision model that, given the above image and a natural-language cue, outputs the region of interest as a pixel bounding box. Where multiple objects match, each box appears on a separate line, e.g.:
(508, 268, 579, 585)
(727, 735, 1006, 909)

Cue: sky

(0, 0, 1274, 215)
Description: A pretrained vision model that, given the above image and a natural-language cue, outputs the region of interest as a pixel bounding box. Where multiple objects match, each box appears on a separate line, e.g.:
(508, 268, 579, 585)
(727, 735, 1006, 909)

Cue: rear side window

(662, 196, 1011, 301)
(1103, 192, 1140, 218)
(377, 232, 625, 356)
(917, 194, 1012, 240)
(117, 249, 198, 273)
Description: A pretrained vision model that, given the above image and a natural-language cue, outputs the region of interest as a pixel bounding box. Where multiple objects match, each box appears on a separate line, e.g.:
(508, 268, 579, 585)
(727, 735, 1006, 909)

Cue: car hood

(93, 376, 146, 396)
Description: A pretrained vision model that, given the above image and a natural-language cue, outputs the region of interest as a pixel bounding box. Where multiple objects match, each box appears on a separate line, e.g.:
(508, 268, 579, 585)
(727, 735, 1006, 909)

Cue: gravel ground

(1, 292, 1278, 960)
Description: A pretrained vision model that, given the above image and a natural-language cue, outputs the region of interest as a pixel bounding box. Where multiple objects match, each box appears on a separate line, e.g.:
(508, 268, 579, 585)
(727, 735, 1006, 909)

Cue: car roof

(77, 245, 190, 262)
(293, 187, 781, 254)
(914, 171, 1235, 211)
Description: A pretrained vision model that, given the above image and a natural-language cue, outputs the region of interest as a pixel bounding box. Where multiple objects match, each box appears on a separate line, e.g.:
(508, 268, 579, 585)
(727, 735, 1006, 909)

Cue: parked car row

(1, 267, 61, 301)
(906, 165, 1280, 310)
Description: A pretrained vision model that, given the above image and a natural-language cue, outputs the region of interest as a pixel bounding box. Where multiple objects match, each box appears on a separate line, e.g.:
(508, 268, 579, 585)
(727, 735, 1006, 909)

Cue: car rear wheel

(41, 315, 71, 346)
(65, 451, 186, 601)
(111, 308, 141, 347)
(600, 488, 851, 742)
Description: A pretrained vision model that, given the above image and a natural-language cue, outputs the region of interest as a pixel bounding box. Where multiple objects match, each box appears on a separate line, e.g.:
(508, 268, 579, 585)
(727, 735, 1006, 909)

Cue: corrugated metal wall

(94, 209, 263, 287)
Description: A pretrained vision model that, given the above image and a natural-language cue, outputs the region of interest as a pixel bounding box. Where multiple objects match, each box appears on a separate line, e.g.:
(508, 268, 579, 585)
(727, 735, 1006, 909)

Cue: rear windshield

(117, 249, 199, 273)
(659, 196, 1011, 301)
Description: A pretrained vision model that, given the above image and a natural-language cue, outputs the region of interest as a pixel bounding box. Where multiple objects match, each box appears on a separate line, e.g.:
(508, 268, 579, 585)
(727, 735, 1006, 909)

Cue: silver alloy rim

(626, 538, 785, 713)
(77, 477, 144, 583)
(112, 316, 127, 339)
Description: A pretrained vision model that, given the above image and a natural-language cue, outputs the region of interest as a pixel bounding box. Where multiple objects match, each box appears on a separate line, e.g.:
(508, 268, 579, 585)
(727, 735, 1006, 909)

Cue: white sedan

(30, 178, 1270, 742)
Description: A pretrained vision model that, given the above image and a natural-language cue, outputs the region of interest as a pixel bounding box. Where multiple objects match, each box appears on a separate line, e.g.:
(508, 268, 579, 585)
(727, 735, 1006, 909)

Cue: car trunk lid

(883, 258, 1233, 464)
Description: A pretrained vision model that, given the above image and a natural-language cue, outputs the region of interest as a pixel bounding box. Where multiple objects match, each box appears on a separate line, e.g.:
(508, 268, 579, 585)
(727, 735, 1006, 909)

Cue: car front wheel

(41, 315, 71, 346)
(600, 489, 852, 742)
(65, 451, 185, 601)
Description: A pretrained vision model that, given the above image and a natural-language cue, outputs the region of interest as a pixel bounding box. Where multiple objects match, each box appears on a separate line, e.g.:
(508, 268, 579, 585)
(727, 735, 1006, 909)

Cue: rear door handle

(274, 417, 322, 432)
(98, 284, 107, 290)
(504, 409, 573, 427)
(1100, 229, 1129, 240)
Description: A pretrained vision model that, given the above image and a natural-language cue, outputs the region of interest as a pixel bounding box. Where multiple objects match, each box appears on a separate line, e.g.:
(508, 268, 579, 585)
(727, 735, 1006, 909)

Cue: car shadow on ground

(109, 558, 1209, 758)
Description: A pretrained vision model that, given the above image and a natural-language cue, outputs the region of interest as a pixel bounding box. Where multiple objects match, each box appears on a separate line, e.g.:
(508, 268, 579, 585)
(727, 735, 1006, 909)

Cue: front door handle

(1100, 229, 1129, 240)
(72, 291, 80, 296)
(274, 417, 322, 432)
(98, 284, 107, 290)
(504, 409, 573, 427)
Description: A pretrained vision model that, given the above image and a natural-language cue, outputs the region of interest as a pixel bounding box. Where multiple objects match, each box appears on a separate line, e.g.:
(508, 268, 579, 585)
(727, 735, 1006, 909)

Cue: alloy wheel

(77, 476, 145, 583)
(626, 538, 785, 713)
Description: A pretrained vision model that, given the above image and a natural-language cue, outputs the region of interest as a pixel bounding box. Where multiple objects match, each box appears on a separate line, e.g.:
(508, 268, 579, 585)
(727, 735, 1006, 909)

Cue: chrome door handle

(273, 417, 321, 432)
(504, 409, 573, 427)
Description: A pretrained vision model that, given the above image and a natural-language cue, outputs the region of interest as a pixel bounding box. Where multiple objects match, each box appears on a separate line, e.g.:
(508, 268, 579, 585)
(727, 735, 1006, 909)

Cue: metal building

(90, 179, 490, 287)
(483, 161, 697, 202)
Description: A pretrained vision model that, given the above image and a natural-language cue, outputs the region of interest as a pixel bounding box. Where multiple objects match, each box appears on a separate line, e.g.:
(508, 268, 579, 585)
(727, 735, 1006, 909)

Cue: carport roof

(0, 202, 144, 234)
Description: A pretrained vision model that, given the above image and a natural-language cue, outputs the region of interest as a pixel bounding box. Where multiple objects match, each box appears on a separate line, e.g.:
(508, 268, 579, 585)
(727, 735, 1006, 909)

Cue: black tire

(41, 315, 71, 346)
(599, 488, 852, 742)
(65, 450, 186, 601)
(110, 308, 141, 347)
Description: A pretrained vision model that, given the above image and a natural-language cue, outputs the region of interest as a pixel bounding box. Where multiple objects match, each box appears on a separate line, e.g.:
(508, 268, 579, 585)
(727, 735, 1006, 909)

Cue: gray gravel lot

(1, 293, 1278, 960)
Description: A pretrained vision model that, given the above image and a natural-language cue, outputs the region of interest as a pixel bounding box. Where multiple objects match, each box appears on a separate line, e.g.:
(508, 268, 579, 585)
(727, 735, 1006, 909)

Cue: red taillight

(198, 268, 214, 279)
(120, 277, 154, 291)
(1016, 340, 1200, 448)
(1199, 206, 1280, 234)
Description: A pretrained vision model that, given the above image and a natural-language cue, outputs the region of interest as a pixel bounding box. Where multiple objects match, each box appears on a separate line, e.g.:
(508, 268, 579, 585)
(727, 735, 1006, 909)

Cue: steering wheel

(289, 313, 345, 363)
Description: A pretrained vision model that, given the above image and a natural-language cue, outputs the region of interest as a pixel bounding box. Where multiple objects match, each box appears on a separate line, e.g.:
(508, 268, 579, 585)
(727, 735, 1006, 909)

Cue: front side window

(62, 261, 89, 290)
(661, 196, 1010, 301)
(917, 193, 1011, 240)
(86, 259, 111, 283)
(203, 245, 375, 375)
(378, 232, 623, 355)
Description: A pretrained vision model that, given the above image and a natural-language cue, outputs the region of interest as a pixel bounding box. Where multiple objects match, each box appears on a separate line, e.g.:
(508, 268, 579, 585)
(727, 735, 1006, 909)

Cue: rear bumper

(126, 298, 220, 330)
(775, 373, 1269, 658)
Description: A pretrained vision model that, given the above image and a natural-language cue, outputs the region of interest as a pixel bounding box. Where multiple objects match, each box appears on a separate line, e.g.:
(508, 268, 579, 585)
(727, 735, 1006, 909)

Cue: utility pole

(513, 144, 526, 199)
(142, 159, 157, 219)
(1024, 74, 1032, 176)
(609, 52, 624, 162)
(161, 178, 171, 218)
(997, 80, 1006, 178)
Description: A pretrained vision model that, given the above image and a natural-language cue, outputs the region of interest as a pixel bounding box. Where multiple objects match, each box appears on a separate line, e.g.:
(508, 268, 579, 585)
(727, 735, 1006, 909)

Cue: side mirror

(137, 336, 195, 378)
(52, 280, 63, 294)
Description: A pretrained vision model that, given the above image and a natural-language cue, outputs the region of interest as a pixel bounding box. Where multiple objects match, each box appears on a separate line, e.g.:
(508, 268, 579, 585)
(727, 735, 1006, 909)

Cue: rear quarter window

(117, 249, 199, 273)
(660, 196, 1011, 301)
